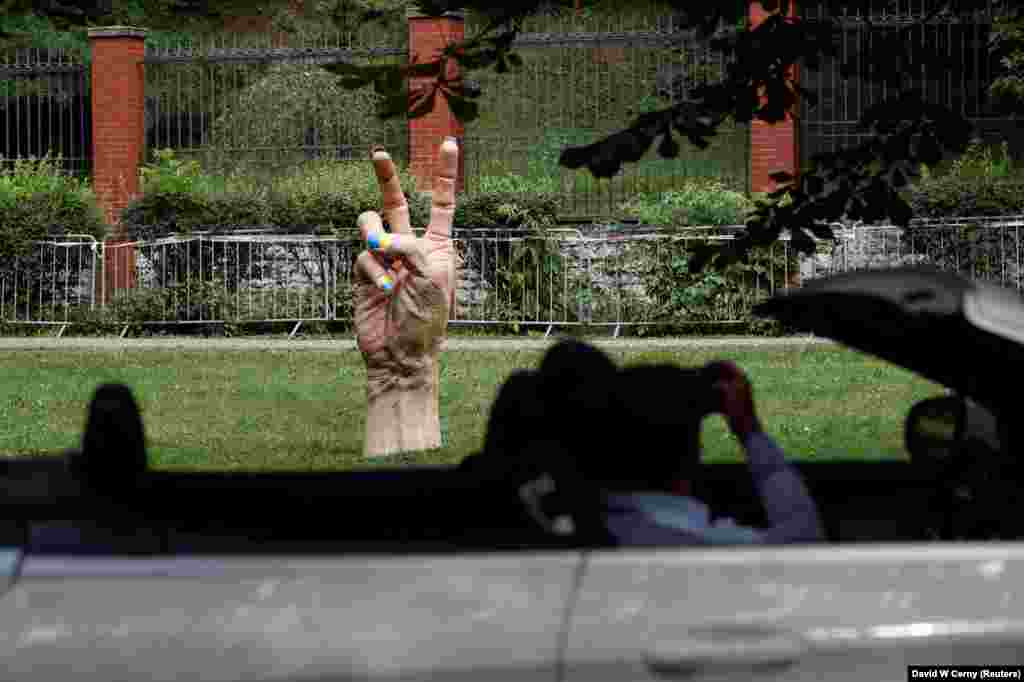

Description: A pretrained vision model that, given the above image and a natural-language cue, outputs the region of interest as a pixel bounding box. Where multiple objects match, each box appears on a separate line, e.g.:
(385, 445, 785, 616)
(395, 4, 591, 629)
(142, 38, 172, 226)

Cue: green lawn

(0, 346, 943, 471)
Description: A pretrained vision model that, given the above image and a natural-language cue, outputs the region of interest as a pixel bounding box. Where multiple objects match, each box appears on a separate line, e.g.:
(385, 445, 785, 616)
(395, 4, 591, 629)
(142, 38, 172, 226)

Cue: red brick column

(89, 27, 146, 300)
(407, 10, 465, 194)
(749, 2, 800, 195)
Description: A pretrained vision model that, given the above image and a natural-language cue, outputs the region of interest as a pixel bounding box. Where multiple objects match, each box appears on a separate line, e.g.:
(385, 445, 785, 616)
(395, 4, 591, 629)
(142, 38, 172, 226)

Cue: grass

(0, 346, 942, 471)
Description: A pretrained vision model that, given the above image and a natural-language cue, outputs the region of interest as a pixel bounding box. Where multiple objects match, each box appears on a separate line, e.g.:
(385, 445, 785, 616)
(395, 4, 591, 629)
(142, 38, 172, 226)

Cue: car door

(565, 543, 1024, 682)
(0, 551, 582, 682)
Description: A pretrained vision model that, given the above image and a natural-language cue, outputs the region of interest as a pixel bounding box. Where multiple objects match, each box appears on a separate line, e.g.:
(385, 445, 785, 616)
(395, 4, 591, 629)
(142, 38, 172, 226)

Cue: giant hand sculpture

(354, 138, 459, 457)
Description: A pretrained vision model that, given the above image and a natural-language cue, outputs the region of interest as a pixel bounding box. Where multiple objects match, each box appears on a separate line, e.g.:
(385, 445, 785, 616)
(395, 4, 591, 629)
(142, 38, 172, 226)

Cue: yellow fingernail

(376, 274, 394, 292)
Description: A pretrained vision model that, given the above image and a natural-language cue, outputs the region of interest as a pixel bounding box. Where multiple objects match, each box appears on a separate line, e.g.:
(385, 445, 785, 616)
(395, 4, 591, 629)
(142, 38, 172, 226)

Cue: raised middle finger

(426, 137, 459, 240)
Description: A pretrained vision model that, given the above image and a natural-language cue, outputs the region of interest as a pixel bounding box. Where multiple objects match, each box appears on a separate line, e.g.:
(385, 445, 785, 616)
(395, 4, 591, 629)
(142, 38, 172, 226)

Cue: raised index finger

(426, 137, 459, 240)
(371, 145, 412, 235)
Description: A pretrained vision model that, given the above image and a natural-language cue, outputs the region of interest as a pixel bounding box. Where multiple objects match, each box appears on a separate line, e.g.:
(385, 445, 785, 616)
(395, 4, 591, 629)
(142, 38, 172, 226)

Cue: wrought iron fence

(4, 217, 1023, 335)
(463, 6, 751, 218)
(799, 0, 1020, 169)
(142, 26, 409, 182)
(0, 46, 91, 175)
(141, 9, 750, 218)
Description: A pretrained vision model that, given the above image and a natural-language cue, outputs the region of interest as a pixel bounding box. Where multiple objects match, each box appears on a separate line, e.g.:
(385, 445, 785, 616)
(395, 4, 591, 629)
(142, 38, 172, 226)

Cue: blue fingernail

(367, 232, 383, 249)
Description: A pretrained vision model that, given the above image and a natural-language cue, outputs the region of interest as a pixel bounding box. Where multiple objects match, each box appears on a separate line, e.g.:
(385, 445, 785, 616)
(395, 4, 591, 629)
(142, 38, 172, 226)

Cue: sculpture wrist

(364, 360, 440, 458)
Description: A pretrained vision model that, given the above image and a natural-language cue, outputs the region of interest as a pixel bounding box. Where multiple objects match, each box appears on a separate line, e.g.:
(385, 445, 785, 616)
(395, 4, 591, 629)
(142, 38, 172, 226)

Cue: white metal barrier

(3, 218, 1022, 335)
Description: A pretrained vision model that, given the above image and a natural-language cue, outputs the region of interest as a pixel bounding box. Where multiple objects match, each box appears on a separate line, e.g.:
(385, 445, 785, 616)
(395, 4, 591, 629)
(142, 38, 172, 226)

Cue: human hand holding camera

(705, 360, 763, 442)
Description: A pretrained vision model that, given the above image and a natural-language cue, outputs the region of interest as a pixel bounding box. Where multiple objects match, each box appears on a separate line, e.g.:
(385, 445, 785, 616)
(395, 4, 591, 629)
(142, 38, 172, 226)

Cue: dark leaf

(806, 222, 836, 241)
(888, 162, 913, 189)
(413, 0, 451, 16)
(379, 92, 409, 119)
(658, 133, 680, 159)
(462, 79, 482, 98)
(687, 242, 724, 273)
(789, 227, 816, 255)
(374, 67, 406, 97)
(409, 87, 437, 119)
(768, 170, 794, 183)
(686, 134, 712, 150)
(406, 60, 444, 78)
(795, 83, 819, 110)
(887, 194, 914, 228)
(559, 127, 656, 178)
(803, 173, 824, 197)
(446, 93, 479, 123)
(915, 133, 944, 167)
(339, 77, 371, 90)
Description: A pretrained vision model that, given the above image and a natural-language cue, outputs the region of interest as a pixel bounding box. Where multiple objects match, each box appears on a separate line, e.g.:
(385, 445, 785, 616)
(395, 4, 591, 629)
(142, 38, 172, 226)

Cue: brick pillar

(89, 27, 146, 300)
(407, 10, 465, 194)
(749, 2, 799, 195)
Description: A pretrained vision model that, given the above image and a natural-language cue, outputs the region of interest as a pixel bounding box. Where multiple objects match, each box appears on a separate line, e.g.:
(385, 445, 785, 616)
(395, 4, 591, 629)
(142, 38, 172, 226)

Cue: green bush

(618, 179, 755, 227)
(475, 171, 560, 195)
(0, 155, 106, 247)
(125, 151, 432, 237)
(906, 175, 1024, 219)
(931, 139, 1016, 180)
(454, 192, 559, 230)
(0, 157, 106, 316)
(905, 139, 1024, 220)
(140, 148, 225, 196)
(626, 237, 799, 328)
(206, 64, 385, 169)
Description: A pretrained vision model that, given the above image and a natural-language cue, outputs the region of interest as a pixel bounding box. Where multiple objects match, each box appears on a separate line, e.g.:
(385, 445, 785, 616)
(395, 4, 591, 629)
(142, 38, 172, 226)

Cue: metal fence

(141, 8, 751, 218)
(462, 5, 751, 218)
(799, 0, 1021, 168)
(0, 234, 100, 325)
(3, 217, 1023, 336)
(0, 46, 91, 175)
(143, 26, 409, 178)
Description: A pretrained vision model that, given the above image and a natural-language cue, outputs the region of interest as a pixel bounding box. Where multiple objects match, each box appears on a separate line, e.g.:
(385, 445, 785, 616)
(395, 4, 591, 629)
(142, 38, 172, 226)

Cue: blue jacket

(603, 432, 824, 545)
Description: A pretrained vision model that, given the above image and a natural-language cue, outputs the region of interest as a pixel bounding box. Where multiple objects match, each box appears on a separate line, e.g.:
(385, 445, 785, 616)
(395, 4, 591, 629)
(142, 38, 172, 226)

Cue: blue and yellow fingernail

(367, 232, 394, 251)
(376, 273, 394, 292)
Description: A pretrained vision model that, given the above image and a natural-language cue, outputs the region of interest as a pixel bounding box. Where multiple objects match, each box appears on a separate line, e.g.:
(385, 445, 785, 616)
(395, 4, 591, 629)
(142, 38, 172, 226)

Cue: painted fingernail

(376, 274, 394, 292)
(367, 232, 395, 250)
(443, 136, 458, 147)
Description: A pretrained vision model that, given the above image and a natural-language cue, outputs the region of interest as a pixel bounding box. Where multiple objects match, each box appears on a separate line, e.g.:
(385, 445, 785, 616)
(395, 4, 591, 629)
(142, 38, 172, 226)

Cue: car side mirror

(906, 395, 1003, 464)
(905, 396, 964, 464)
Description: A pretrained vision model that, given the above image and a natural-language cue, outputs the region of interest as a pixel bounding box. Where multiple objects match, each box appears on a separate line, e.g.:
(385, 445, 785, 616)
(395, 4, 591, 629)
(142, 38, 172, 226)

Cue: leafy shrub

(0, 157, 106, 314)
(907, 175, 1024, 219)
(944, 139, 1015, 180)
(617, 179, 754, 227)
(478, 233, 576, 328)
(263, 161, 431, 232)
(207, 64, 384, 168)
(475, 171, 560, 195)
(626, 237, 799, 327)
(454, 192, 559, 230)
(0, 155, 105, 241)
(124, 152, 432, 237)
(140, 148, 224, 195)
